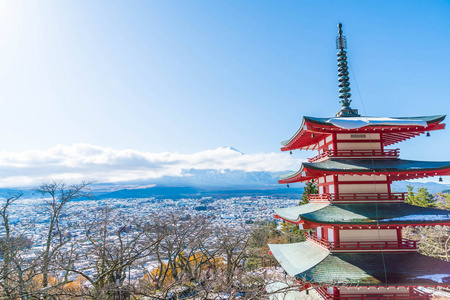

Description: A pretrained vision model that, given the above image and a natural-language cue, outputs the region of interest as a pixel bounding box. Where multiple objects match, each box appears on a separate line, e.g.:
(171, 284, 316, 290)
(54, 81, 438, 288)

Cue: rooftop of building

(274, 202, 450, 225)
(269, 241, 450, 286)
(281, 115, 446, 151)
(279, 158, 450, 183)
(303, 115, 446, 129)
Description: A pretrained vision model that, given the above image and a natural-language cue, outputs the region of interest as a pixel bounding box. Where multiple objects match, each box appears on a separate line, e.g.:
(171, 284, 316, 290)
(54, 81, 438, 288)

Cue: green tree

(300, 180, 318, 205)
(280, 222, 305, 243)
(436, 192, 450, 209)
(405, 185, 436, 208)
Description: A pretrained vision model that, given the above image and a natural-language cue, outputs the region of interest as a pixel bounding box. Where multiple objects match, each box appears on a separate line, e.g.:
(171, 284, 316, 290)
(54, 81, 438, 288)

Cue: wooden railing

(331, 239, 418, 251)
(306, 233, 331, 249)
(316, 287, 431, 300)
(308, 193, 406, 203)
(306, 235, 418, 251)
(308, 149, 399, 162)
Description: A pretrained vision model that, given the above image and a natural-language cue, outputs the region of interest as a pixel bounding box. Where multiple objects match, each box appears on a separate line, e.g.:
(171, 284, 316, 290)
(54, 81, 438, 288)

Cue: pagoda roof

(268, 240, 329, 276)
(269, 241, 450, 286)
(275, 203, 450, 225)
(274, 203, 329, 222)
(279, 158, 450, 183)
(304, 115, 445, 128)
(281, 115, 446, 151)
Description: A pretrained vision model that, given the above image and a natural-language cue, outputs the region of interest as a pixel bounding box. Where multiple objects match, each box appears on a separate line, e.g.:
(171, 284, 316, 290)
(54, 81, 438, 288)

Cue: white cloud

(0, 144, 303, 187)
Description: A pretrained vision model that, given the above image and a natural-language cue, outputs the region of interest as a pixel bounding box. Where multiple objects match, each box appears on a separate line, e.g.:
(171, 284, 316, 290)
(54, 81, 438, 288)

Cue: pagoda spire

(335, 23, 360, 117)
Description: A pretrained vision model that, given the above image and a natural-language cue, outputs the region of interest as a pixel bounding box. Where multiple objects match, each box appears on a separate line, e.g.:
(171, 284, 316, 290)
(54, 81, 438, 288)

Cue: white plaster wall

(340, 287, 409, 295)
(336, 142, 381, 150)
(340, 229, 397, 242)
(328, 228, 334, 242)
(338, 183, 388, 193)
(336, 133, 381, 140)
(338, 174, 387, 182)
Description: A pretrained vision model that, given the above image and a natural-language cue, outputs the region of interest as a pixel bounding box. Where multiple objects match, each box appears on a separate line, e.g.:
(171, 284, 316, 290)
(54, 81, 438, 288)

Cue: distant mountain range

(0, 168, 448, 199)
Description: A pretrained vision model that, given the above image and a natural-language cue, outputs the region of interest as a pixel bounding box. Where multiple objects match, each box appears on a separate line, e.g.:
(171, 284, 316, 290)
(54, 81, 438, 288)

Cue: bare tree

(0, 193, 45, 300)
(404, 225, 450, 262)
(0, 193, 22, 298)
(136, 213, 274, 300)
(36, 180, 92, 297)
(1, 190, 300, 300)
(137, 212, 214, 298)
(56, 206, 160, 300)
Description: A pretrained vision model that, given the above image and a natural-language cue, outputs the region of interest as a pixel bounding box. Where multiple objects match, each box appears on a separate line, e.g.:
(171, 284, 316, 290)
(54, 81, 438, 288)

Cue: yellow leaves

(144, 253, 225, 288)
(63, 275, 87, 292)
(31, 274, 59, 287)
(267, 235, 288, 245)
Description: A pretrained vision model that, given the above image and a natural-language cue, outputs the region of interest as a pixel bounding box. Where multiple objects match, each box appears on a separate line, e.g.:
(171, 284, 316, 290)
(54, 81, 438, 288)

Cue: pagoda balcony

(308, 192, 406, 203)
(306, 235, 418, 252)
(308, 149, 400, 163)
(316, 287, 431, 300)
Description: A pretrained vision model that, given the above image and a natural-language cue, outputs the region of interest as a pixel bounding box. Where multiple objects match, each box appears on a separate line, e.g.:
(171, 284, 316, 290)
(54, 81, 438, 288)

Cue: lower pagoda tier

(269, 241, 450, 286)
(274, 203, 450, 226)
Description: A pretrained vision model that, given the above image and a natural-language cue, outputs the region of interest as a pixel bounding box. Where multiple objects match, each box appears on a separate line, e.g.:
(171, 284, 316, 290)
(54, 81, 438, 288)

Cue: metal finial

(336, 23, 347, 50)
(335, 23, 359, 117)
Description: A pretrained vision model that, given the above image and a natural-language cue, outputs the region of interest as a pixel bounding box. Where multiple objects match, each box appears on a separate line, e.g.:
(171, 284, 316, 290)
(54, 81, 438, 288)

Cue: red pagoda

(269, 23, 450, 299)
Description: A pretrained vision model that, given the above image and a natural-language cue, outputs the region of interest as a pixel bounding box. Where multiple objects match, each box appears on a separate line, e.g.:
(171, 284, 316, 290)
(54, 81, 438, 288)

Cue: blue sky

(0, 1, 449, 185)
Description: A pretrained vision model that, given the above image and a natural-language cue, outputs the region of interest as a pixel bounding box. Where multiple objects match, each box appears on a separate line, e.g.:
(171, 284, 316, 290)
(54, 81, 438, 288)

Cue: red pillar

(323, 226, 328, 241)
(397, 228, 402, 243)
(333, 287, 340, 298)
(334, 228, 340, 247)
(334, 174, 339, 198)
(387, 177, 392, 197)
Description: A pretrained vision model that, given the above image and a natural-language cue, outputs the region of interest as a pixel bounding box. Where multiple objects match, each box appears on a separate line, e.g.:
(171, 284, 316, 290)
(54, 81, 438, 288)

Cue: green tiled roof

(303, 115, 446, 126)
(274, 203, 329, 222)
(279, 169, 303, 180)
(281, 115, 446, 147)
(276, 203, 450, 225)
(304, 158, 450, 173)
(270, 242, 450, 286)
(279, 159, 450, 182)
(268, 241, 329, 276)
(300, 252, 450, 286)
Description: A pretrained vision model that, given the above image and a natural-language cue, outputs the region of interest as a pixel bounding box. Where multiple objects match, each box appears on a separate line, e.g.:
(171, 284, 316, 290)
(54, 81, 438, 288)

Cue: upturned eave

(274, 203, 450, 226)
(269, 242, 450, 286)
(279, 159, 450, 184)
(281, 115, 446, 151)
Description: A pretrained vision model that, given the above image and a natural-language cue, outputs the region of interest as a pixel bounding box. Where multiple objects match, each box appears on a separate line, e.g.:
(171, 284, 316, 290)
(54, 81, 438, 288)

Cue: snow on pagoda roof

(299, 252, 450, 286)
(268, 241, 329, 276)
(274, 203, 329, 223)
(327, 116, 427, 129)
(269, 242, 450, 285)
(275, 203, 450, 225)
(281, 115, 446, 151)
(306, 115, 445, 129)
(279, 158, 450, 183)
(305, 158, 450, 172)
